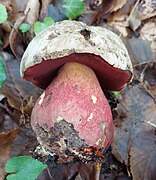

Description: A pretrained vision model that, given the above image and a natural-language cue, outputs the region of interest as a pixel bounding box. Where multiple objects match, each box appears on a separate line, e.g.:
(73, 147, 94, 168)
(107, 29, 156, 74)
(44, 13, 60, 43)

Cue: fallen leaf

(134, 62, 156, 100)
(46, 0, 67, 22)
(107, 0, 136, 22)
(124, 37, 155, 64)
(0, 52, 43, 114)
(130, 124, 156, 179)
(9, 16, 25, 59)
(128, 9, 141, 31)
(38, 162, 100, 180)
(24, 0, 40, 25)
(112, 82, 156, 179)
(108, 21, 128, 37)
(24, 0, 40, 40)
(39, 0, 52, 20)
(110, 0, 128, 12)
(140, 19, 156, 57)
(80, 0, 116, 25)
(137, 0, 156, 20)
(11, 0, 29, 13)
(0, 129, 19, 180)
(0, 22, 11, 33)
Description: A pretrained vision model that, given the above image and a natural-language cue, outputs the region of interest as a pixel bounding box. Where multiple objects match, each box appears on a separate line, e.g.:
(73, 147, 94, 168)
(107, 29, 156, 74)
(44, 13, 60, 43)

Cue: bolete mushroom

(20, 20, 133, 162)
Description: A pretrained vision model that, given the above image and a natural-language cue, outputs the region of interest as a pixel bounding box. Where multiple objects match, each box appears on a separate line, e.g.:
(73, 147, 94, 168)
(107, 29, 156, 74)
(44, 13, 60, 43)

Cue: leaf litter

(112, 61, 156, 179)
(0, 0, 156, 179)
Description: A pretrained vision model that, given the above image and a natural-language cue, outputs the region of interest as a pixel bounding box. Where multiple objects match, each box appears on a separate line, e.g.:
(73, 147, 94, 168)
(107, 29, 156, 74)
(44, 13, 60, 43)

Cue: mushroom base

(33, 119, 104, 163)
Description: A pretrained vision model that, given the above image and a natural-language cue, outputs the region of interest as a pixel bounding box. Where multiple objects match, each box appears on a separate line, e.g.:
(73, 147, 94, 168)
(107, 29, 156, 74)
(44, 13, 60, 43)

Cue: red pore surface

(31, 62, 114, 148)
(24, 53, 132, 90)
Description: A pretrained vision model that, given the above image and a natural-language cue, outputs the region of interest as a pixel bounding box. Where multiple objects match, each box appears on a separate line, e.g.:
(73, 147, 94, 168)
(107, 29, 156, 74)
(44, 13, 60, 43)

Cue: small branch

(0, 102, 12, 114)
(119, 0, 140, 37)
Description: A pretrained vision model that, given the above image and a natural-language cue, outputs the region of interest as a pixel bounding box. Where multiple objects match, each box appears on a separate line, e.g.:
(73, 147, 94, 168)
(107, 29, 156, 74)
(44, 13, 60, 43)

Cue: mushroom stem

(31, 62, 114, 160)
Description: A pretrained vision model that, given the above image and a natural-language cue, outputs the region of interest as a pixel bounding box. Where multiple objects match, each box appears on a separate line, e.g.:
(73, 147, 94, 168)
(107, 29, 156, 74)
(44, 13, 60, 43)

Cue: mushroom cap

(20, 20, 133, 90)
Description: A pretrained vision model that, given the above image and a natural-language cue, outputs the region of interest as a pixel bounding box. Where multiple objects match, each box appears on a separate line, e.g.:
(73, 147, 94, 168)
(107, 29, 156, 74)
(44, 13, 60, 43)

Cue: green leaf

(0, 39, 3, 46)
(0, 4, 8, 23)
(19, 23, 30, 33)
(0, 57, 6, 88)
(34, 17, 54, 35)
(113, 91, 120, 98)
(63, 0, 85, 20)
(5, 156, 47, 180)
(43, 17, 54, 26)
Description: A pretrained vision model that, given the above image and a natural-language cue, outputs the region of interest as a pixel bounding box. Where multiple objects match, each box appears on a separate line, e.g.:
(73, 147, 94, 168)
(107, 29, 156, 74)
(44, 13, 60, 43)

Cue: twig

(0, 102, 12, 114)
(119, 0, 140, 37)
(95, 162, 101, 180)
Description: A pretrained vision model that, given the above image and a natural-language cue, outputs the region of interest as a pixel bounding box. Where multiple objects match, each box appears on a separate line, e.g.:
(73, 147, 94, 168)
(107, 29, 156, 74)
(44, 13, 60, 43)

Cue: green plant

(34, 17, 55, 35)
(0, 57, 6, 88)
(0, 4, 8, 23)
(19, 23, 30, 33)
(113, 91, 120, 98)
(0, 4, 30, 34)
(5, 156, 47, 180)
(63, 0, 85, 20)
(0, 39, 3, 46)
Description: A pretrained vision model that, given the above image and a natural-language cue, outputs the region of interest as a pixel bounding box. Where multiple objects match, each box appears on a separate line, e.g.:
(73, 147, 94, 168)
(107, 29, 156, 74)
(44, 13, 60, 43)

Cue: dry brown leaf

(110, 0, 128, 12)
(124, 37, 155, 65)
(128, 9, 141, 31)
(140, 19, 156, 42)
(40, 0, 52, 20)
(24, 0, 40, 25)
(135, 62, 156, 100)
(0, 126, 38, 179)
(108, 21, 128, 37)
(80, 0, 116, 25)
(9, 16, 25, 59)
(112, 82, 156, 179)
(130, 124, 156, 179)
(137, 0, 156, 20)
(140, 19, 156, 57)
(38, 162, 99, 180)
(0, 52, 43, 114)
(108, 0, 136, 22)
(11, 0, 28, 13)
(0, 129, 19, 180)
(0, 22, 11, 32)
(2, 32, 10, 49)
(24, 0, 40, 41)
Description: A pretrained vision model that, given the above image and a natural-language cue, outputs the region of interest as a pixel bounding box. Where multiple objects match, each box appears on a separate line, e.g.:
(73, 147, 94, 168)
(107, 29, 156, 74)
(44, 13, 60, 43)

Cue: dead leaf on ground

(11, 0, 29, 13)
(80, 0, 116, 25)
(0, 129, 19, 180)
(0, 52, 43, 115)
(134, 61, 156, 101)
(9, 16, 26, 59)
(0, 112, 18, 132)
(123, 37, 155, 65)
(38, 162, 99, 180)
(23, 0, 40, 41)
(45, 0, 67, 22)
(24, 0, 40, 25)
(0, 127, 38, 179)
(110, 0, 128, 12)
(137, 0, 156, 20)
(39, 0, 52, 20)
(112, 82, 156, 179)
(108, 0, 136, 21)
(140, 19, 156, 57)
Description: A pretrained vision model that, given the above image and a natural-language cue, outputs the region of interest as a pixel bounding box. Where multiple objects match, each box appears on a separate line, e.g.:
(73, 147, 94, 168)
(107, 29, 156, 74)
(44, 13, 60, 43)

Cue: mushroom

(20, 20, 133, 162)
